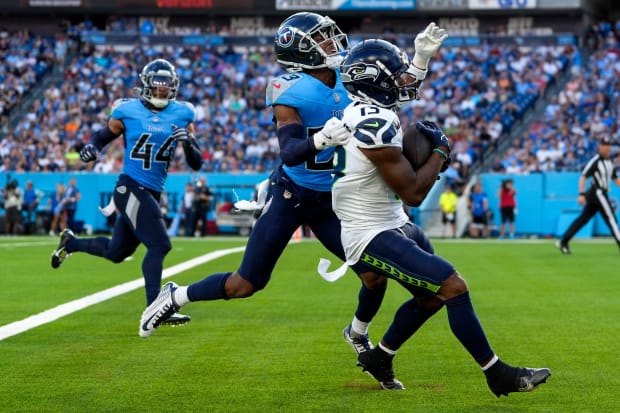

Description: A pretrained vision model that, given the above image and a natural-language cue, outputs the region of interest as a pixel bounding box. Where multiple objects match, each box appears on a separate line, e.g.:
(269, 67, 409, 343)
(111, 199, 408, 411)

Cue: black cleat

(555, 240, 571, 255)
(51, 229, 75, 269)
(357, 347, 405, 390)
(162, 312, 191, 327)
(486, 362, 551, 397)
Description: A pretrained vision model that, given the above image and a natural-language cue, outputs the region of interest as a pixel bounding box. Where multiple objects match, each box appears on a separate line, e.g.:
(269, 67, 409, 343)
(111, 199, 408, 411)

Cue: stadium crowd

(493, 21, 620, 174)
(0, 20, 581, 179)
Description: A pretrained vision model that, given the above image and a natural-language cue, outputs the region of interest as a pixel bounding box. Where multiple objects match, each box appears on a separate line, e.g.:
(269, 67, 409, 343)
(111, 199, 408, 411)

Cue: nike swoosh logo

(273, 83, 281, 88)
(364, 121, 380, 128)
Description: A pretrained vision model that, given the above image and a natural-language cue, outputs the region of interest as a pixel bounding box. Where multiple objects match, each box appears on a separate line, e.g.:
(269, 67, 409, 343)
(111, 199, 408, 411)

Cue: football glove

(80, 144, 99, 162)
(410, 22, 448, 80)
(416, 120, 451, 154)
(312, 117, 352, 150)
(170, 125, 191, 142)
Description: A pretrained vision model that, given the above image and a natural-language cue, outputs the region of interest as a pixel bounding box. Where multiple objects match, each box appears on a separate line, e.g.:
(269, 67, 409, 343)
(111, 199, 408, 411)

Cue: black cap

(600, 137, 613, 145)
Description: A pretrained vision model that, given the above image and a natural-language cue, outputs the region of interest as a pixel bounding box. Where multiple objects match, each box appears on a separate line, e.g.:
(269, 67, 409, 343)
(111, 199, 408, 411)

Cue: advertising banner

(275, 0, 415, 10)
(468, 0, 536, 9)
(416, 0, 467, 9)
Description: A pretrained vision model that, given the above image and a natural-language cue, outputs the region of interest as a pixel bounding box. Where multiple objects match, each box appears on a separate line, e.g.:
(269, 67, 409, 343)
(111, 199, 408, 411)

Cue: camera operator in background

(3, 179, 23, 235)
(191, 177, 214, 237)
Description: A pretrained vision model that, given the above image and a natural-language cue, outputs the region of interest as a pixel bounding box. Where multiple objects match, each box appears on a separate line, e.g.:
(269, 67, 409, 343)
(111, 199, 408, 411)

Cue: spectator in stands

(498, 179, 517, 239)
(468, 183, 489, 238)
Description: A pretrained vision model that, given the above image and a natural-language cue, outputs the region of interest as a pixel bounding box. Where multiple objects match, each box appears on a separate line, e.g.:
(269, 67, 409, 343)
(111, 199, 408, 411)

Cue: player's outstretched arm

(408, 22, 448, 81)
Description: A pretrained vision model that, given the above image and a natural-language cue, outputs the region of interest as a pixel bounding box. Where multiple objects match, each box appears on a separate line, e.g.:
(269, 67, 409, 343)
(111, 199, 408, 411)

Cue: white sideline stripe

(0, 246, 246, 342)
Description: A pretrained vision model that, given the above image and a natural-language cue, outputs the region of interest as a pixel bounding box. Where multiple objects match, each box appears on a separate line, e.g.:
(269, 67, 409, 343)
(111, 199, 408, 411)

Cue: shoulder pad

(343, 104, 401, 148)
(266, 73, 304, 106)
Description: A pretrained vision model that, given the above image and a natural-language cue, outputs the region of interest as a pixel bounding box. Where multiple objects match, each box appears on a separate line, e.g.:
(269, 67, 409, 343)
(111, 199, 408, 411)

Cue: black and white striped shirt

(582, 155, 618, 192)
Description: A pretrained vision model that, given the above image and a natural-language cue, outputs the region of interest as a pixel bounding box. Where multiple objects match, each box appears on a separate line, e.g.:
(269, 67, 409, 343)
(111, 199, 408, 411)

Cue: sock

(483, 358, 511, 379)
(173, 286, 190, 307)
(354, 281, 387, 324)
(143, 247, 168, 305)
(481, 354, 499, 371)
(383, 298, 442, 351)
(444, 291, 494, 364)
(187, 272, 232, 301)
(378, 342, 396, 356)
(351, 317, 369, 337)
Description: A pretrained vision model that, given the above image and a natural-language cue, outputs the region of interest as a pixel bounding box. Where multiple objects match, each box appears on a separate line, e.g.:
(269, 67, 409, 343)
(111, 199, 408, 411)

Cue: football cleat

(486, 362, 551, 397)
(555, 240, 571, 255)
(343, 324, 373, 354)
(357, 347, 405, 390)
(139, 281, 182, 338)
(51, 228, 75, 269)
(162, 312, 191, 327)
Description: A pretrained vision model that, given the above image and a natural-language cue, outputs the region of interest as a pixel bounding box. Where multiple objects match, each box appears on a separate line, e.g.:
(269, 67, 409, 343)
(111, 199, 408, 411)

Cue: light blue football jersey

(111, 99, 195, 192)
(266, 71, 350, 192)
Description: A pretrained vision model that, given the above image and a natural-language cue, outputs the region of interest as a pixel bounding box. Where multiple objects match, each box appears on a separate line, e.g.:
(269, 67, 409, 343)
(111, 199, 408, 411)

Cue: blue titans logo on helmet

(276, 27, 295, 48)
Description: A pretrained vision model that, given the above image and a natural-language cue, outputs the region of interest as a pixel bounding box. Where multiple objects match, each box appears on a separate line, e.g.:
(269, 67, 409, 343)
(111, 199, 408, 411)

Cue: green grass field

(1, 236, 619, 412)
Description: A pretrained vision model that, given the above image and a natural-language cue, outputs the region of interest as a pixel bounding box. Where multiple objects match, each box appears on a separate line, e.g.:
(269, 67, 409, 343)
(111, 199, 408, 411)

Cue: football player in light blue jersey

(51, 59, 203, 330)
(138, 12, 388, 347)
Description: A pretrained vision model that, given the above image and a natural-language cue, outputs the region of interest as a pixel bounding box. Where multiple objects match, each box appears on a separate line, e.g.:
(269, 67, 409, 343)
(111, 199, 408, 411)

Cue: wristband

(579, 192, 586, 196)
(433, 148, 449, 161)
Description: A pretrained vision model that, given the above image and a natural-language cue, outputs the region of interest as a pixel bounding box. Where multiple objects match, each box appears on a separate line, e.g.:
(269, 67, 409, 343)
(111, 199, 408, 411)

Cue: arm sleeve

(91, 126, 120, 151)
(278, 123, 317, 166)
(183, 136, 203, 171)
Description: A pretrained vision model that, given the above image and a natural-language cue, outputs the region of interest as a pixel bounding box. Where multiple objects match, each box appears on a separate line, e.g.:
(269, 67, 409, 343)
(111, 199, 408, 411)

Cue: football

(402, 123, 433, 170)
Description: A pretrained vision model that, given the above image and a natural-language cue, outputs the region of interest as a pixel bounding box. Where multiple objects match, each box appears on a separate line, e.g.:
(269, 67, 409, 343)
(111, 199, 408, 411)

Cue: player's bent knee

(358, 272, 387, 289)
(417, 296, 444, 312)
(437, 272, 468, 300)
(106, 250, 130, 263)
(224, 272, 257, 298)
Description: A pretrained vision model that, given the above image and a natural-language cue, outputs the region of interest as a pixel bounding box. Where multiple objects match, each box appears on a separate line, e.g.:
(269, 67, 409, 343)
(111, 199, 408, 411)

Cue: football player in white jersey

(327, 38, 551, 396)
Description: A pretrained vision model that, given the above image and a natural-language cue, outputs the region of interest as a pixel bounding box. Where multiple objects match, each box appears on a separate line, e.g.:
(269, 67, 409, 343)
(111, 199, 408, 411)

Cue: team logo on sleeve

(276, 27, 294, 48)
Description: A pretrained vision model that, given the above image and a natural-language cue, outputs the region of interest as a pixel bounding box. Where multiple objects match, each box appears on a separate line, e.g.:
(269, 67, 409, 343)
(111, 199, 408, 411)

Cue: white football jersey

(332, 103, 410, 264)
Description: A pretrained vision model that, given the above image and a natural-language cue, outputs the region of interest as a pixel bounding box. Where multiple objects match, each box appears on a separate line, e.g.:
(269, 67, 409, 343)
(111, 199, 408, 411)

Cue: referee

(556, 137, 620, 254)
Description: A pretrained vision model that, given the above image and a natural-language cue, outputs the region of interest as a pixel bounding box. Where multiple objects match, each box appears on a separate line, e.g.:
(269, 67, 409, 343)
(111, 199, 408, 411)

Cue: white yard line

(0, 246, 245, 341)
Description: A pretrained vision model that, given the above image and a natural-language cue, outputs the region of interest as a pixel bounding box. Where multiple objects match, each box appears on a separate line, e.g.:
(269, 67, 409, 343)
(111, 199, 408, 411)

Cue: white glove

(410, 22, 448, 80)
(312, 117, 352, 150)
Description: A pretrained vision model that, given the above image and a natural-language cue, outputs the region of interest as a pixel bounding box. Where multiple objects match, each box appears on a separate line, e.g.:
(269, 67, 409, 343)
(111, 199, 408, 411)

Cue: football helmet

(139, 59, 179, 109)
(340, 39, 418, 109)
(274, 12, 348, 72)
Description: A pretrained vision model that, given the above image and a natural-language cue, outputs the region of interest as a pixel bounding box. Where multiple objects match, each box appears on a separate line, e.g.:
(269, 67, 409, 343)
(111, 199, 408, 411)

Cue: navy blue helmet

(139, 59, 179, 109)
(274, 12, 348, 72)
(340, 39, 418, 109)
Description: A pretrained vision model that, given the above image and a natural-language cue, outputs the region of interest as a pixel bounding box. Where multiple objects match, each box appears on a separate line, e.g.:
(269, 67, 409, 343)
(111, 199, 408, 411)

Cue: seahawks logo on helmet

(276, 27, 295, 48)
(348, 64, 380, 81)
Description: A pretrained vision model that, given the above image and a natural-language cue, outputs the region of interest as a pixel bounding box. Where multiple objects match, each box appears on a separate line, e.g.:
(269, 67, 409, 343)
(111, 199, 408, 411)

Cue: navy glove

(416, 120, 450, 154)
(80, 144, 99, 162)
